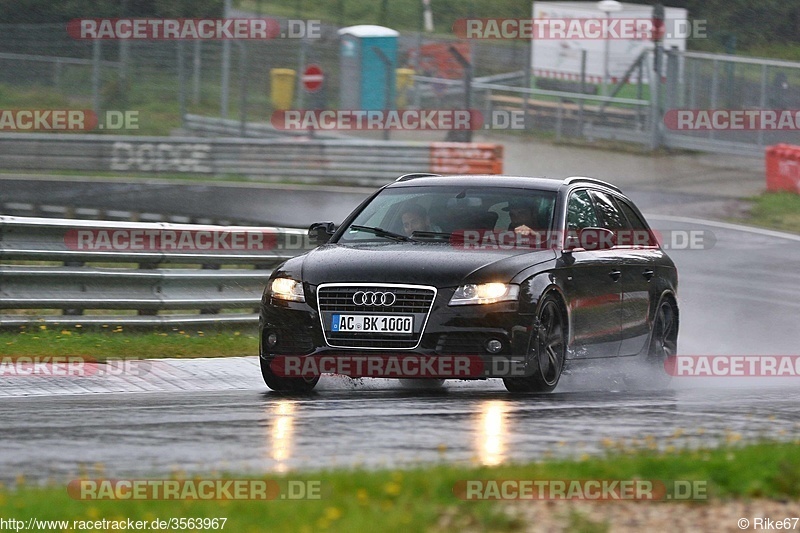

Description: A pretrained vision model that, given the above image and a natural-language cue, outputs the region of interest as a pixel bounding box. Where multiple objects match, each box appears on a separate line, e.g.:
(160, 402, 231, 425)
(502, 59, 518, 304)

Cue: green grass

(2, 441, 800, 532)
(739, 192, 800, 235)
(0, 325, 258, 360)
(0, 70, 272, 137)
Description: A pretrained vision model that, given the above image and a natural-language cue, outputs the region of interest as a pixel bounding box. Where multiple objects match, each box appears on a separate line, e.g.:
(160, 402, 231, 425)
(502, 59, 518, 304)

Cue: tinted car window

(338, 186, 557, 242)
(566, 190, 599, 231)
(617, 198, 657, 246)
(591, 190, 629, 231)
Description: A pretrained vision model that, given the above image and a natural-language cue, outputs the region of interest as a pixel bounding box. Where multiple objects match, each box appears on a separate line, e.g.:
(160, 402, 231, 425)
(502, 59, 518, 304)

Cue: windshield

(337, 185, 557, 244)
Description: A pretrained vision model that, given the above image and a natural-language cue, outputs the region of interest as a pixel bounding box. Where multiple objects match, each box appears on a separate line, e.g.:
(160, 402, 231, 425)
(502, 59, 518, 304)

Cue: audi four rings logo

(353, 291, 396, 306)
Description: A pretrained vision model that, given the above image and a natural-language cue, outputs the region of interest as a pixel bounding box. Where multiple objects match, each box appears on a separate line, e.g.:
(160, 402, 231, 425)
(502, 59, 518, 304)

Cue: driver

(507, 198, 540, 238)
(401, 204, 441, 235)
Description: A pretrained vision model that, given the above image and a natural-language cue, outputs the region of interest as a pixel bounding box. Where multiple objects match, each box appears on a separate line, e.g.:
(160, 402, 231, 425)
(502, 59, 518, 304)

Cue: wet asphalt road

(2, 385, 800, 485)
(2, 216, 800, 483)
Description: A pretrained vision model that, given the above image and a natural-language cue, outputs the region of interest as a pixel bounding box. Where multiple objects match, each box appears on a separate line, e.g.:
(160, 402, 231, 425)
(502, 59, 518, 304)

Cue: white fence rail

(0, 132, 503, 184)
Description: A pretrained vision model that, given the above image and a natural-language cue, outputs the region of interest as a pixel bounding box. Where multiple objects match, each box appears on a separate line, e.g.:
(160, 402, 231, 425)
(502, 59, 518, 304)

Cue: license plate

(331, 314, 413, 333)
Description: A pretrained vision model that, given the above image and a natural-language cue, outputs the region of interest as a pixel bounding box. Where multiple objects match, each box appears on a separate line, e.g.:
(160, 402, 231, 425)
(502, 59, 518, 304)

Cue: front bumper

(259, 288, 536, 379)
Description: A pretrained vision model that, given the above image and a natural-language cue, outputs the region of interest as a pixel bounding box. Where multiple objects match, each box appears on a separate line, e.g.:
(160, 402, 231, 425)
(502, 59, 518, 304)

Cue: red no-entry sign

(302, 64, 324, 93)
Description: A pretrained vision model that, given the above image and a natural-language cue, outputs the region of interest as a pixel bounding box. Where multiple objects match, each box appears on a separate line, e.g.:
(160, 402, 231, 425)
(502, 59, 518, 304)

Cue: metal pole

(118, 0, 129, 103)
(178, 41, 186, 128)
(193, 40, 201, 105)
(650, 51, 661, 150)
(602, 12, 610, 96)
(758, 63, 767, 146)
(296, 38, 308, 109)
(220, 0, 232, 118)
(637, 54, 644, 128)
(92, 39, 101, 115)
(579, 50, 587, 136)
(710, 59, 719, 141)
(522, 32, 532, 130)
(239, 42, 249, 137)
(119, 41, 129, 90)
(412, 1, 424, 109)
(449, 46, 473, 142)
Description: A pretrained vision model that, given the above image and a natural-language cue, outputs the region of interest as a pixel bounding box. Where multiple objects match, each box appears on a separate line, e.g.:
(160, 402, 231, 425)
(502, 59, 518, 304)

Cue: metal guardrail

(0, 216, 309, 327)
(0, 133, 503, 184)
(182, 114, 346, 140)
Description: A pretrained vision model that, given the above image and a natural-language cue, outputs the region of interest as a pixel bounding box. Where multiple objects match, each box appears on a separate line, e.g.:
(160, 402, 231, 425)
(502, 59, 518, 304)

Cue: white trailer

(531, 1, 689, 86)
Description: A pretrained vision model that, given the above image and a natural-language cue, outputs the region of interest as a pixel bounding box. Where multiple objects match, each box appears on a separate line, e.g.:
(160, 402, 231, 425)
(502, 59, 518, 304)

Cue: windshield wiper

(349, 225, 413, 242)
(411, 231, 452, 241)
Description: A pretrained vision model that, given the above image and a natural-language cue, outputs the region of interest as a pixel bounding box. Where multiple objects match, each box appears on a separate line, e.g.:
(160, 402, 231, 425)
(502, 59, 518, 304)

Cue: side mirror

(308, 222, 336, 246)
(577, 227, 615, 251)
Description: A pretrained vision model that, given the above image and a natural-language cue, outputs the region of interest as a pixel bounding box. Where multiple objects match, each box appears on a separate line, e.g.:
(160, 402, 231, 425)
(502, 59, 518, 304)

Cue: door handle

(609, 270, 622, 281)
(642, 269, 655, 281)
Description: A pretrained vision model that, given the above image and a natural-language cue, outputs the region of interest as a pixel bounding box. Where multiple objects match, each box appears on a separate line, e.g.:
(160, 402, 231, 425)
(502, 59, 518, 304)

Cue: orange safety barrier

(765, 144, 800, 194)
(430, 142, 503, 175)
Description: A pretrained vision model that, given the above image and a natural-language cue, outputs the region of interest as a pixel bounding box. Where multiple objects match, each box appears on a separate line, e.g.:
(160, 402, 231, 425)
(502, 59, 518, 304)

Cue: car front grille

(318, 286, 434, 314)
(317, 284, 436, 349)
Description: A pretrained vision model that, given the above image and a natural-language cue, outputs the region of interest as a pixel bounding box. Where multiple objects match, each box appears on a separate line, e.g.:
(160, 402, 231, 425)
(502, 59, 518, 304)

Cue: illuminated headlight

(269, 278, 305, 302)
(449, 283, 519, 306)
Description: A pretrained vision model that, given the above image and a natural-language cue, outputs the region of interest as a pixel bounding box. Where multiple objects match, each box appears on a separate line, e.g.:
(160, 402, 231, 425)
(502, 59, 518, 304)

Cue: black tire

(626, 298, 678, 390)
(503, 294, 566, 393)
(260, 356, 319, 393)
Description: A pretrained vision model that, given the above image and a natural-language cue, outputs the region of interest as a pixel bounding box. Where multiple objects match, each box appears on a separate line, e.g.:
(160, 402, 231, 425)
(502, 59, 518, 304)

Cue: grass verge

(0, 325, 257, 360)
(1, 441, 800, 532)
(736, 192, 800, 235)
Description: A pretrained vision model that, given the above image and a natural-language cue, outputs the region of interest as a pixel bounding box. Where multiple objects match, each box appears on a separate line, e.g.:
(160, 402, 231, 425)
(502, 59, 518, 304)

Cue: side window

(591, 190, 629, 232)
(566, 190, 599, 231)
(617, 199, 656, 246)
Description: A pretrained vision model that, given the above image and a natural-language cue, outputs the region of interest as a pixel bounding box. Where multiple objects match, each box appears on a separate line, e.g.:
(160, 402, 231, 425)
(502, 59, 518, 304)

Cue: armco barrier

(766, 144, 800, 194)
(0, 215, 308, 327)
(0, 133, 503, 185)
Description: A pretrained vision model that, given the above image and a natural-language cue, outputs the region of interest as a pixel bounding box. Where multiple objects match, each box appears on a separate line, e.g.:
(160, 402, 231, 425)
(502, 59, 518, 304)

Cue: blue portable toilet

(338, 25, 399, 110)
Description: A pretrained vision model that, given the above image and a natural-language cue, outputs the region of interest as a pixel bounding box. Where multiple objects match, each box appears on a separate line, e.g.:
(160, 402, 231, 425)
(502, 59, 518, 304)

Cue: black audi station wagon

(259, 174, 678, 393)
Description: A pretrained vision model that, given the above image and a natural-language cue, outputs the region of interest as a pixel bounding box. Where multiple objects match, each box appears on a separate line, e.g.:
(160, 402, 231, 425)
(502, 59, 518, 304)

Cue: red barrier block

(766, 143, 800, 194)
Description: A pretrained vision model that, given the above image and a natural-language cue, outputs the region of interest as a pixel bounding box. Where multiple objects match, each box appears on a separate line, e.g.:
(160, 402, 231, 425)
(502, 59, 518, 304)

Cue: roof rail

(395, 173, 441, 182)
(563, 176, 622, 193)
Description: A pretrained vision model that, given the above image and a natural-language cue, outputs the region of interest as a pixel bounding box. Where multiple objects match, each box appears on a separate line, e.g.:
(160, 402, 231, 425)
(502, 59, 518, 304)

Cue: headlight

(449, 283, 519, 306)
(269, 278, 305, 302)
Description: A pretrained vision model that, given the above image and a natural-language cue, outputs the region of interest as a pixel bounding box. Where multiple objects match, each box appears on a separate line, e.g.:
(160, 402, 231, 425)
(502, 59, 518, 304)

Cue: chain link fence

(0, 20, 529, 128)
(2, 15, 799, 154)
(663, 50, 800, 150)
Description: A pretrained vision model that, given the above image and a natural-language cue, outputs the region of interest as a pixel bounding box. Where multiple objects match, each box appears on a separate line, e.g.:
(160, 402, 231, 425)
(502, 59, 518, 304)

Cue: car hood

(298, 242, 556, 287)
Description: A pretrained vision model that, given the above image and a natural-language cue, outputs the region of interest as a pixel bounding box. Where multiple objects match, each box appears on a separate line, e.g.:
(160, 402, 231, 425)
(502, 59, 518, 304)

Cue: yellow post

(396, 68, 415, 108)
(270, 68, 296, 109)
